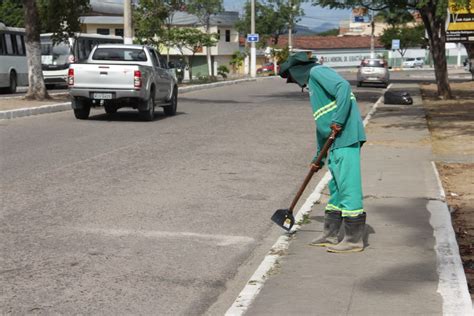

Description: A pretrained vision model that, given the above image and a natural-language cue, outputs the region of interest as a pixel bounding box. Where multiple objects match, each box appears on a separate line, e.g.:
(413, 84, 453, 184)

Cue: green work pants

(325, 142, 364, 217)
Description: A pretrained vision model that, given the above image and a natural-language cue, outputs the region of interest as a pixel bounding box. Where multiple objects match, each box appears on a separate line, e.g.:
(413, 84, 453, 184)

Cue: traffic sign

(247, 34, 259, 43)
(391, 39, 400, 50)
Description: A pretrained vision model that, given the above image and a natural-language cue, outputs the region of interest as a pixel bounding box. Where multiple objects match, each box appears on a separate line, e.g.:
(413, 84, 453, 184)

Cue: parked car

(356, 58, 390, 88)
(402, 57, 424, 68)
(257, 62, 280, 75)
(68, 44, 178, 121)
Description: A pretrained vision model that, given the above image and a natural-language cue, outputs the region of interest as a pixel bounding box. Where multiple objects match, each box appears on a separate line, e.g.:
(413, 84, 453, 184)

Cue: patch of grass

(297, 214, 311, 225)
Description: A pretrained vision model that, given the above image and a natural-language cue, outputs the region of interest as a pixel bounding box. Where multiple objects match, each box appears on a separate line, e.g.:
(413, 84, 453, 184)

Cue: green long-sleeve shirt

(308, 65, 366, 159)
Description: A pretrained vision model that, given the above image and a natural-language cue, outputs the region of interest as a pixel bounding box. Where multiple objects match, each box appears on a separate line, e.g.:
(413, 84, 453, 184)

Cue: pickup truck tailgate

(72, 64, 138, 90)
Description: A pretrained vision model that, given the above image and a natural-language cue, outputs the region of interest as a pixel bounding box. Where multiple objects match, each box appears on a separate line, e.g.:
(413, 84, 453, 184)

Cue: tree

(133, 0, 169, 46)
(186, 0, 223, 76)
(236, 0, 306, 47)
(168, 27, 218, 80)
(0, 0, 24, 27)
(229, 50, 247, 73)
(163, 0, 186, 61)
(375, 7, 414, 28)
(22, 0, 90, 100)
(313, 0, 471, 99)
(379, 24, 426, 60)
(23, 0, 46, 100)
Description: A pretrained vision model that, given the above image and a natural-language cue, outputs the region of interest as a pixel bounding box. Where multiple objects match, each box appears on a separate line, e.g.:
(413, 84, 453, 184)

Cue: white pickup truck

(68, 44, 177, 121)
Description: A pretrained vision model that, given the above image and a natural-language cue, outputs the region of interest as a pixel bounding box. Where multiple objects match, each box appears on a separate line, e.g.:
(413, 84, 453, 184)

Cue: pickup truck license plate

(93, 93, 113, 100)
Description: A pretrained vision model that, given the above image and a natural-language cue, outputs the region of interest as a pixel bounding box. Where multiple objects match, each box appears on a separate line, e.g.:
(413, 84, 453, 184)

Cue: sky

(89, 0, 352, 29)
(223, 0, 352, 29)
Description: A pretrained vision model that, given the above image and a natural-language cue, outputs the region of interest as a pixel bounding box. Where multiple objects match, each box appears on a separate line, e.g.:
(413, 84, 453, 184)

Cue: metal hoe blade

(271, 208, 295, 231)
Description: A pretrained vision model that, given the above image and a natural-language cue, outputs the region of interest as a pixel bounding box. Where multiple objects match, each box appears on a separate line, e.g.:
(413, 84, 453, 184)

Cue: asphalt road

(1, 76, 382, 314)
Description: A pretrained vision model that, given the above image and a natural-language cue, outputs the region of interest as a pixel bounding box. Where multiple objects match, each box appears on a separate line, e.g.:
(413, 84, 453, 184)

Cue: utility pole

(288, 0, 292, 52)
(370, 9, 375, 58)
(124, 0, 133, 44)
(250, 0, 256, 78)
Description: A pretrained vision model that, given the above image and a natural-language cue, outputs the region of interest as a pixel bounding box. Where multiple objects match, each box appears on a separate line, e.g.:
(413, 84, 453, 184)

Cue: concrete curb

(429, 162, 474, 315)
(0, 102, 70, 120)
(0, 78, 258, 120)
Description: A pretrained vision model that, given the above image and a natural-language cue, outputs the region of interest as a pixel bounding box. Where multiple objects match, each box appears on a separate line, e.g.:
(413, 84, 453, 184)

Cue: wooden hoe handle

(288, 131, 337, 213)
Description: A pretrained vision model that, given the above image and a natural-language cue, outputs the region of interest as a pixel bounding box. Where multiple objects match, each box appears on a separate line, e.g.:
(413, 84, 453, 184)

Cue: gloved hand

(310, 162, 322, 172)
(331, 123, 342, 136)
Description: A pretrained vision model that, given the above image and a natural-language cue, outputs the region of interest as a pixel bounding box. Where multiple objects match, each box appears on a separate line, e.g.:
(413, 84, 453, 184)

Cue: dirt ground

(420, 81, 474, 299)
(0, 93, 70, 111)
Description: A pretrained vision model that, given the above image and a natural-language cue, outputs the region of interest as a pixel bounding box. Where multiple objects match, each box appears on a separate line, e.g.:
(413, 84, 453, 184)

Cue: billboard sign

(446, 0, 474, 42)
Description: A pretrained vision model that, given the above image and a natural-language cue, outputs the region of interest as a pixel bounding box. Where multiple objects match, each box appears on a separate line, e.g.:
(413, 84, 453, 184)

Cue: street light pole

(124, 0, 133, 44)
(288, 0, 292, 52)
(370, 9, 375, 58)
(250, 0, 256, 78)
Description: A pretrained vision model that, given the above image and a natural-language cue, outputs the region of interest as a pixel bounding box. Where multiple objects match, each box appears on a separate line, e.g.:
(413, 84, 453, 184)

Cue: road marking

(76, 227, 255, 247)
(225, 87, 390, 315)
(429, 162, 473, 315)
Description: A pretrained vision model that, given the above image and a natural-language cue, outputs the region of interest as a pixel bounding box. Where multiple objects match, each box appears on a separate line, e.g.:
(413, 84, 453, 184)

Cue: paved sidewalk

(235, 84, 473, 315)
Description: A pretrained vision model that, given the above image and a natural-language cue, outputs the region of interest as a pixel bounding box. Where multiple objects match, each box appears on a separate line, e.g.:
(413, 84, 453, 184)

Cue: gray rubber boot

(309, 211, 342, 247)
(327, 212, 366, 253)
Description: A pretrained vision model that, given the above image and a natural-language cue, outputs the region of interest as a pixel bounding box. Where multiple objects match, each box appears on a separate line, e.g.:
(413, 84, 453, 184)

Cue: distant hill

(293, 23, 338, 36)
(312, 23, 339, 34)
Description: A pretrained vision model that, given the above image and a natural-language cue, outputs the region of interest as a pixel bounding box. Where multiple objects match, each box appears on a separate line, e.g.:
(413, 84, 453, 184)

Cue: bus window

(5, 34, 14, 55)
(0, 34, 5, 55)
(11, 34, 19, 54)
(15, 35, 24, 55)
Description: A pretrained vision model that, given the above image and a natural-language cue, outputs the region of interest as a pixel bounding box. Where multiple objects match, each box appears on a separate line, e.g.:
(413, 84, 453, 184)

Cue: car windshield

(406, 58, 415, 61)
(40, 37, 71, 66)
(361, 59, 385, 67)
(92, 48, 147, 61)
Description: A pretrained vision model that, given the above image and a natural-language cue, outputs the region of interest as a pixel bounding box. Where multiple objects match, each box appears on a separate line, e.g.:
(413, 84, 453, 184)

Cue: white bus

(0, 22, 28, 93)
(40, 33, 122, 87)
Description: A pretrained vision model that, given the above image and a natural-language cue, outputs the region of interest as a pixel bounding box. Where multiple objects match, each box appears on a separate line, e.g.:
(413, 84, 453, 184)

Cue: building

(274, 36, 386, 68)
(79, 7, 240, 79)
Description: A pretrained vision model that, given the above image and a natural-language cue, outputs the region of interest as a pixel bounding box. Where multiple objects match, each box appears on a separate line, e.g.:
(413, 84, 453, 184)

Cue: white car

(402, 57, 424, 68)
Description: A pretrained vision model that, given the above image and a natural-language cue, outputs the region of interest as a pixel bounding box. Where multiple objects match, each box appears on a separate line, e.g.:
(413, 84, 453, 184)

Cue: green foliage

(316, 28, 339, 36)
(236, 0, 306, 47)
(0, 0, 24, 27)
(379, 24, 426, 57)
(168, 27, 218, 55)
(0, 0, 89, 38)
(168, 27, 218, 80)
(191, 74, 218, 84)
(375, 8, 414, 27)
(217, 65, 229, 78)
(272, 46, 290, 64)
(133, 0, 169, 46)
(186, 0, 223, 29)
(37, 0, 90, 43)
(229, 50, 247, 71)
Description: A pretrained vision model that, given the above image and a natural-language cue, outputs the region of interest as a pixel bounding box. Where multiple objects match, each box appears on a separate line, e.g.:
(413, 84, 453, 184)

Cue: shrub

(217, 65, 230, 79)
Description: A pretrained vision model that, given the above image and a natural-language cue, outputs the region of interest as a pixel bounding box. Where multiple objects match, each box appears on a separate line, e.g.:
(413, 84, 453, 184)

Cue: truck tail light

(134, 70, 142, 89)
(68, 68, 74, 86)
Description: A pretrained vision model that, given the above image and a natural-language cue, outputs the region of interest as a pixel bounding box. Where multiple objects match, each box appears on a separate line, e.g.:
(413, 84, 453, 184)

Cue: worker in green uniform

(279, 52, 367, 253)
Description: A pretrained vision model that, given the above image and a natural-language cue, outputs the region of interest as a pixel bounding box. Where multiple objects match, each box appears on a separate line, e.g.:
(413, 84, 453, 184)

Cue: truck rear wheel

(72, 98, 91, 120)
(139, 94, 155, 121)
(163, 87, 177, 116)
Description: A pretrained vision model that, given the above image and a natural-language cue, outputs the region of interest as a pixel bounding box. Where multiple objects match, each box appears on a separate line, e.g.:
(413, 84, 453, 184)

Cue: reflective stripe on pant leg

(328, 143, 364, 217)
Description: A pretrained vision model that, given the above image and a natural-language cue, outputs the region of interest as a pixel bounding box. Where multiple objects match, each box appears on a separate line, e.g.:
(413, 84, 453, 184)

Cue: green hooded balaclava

(278, 52, 318, 88)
